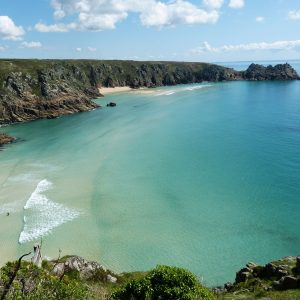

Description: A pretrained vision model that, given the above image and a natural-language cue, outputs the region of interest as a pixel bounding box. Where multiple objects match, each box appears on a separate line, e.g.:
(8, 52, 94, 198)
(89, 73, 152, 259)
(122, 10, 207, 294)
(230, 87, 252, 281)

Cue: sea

(0, 60, 299, 286)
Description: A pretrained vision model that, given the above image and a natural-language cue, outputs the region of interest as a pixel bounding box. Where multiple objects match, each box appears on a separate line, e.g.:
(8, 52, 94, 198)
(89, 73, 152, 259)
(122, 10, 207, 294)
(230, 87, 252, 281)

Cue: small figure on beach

(6, 212, 9, 216)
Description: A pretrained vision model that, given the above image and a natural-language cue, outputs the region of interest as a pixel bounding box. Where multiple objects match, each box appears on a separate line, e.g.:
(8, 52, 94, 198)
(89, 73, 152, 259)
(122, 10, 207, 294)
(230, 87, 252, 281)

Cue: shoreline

(99, 86, 133, 95)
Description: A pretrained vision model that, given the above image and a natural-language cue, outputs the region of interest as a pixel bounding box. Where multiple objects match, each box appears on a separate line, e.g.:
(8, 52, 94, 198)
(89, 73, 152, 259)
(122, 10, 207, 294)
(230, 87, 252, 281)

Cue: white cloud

(192, 39, 300, 53)
(0, 16, 25, 40)
(203, 0, 224, 9)
(255, 16, 264, 22)
(35, 0, 220, 32)
(140, 1, 219, 27)
(35, 22, 76, 32)
(76, 47, 82, 52)
(288, 10, 300, 20)
(21, 41, 42, 48)
(0, 45, 7, 51)
(88, 46, 97, 52)
(228, 0, 244, 9)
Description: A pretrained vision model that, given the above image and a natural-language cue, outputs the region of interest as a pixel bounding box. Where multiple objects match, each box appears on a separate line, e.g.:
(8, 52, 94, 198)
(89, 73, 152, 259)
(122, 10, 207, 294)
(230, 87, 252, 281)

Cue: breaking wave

(19, 179, 80, 244)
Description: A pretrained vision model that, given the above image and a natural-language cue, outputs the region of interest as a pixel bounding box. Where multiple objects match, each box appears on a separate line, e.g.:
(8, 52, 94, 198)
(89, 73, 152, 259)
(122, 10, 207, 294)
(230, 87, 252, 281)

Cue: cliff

(0, 59, 299, 125)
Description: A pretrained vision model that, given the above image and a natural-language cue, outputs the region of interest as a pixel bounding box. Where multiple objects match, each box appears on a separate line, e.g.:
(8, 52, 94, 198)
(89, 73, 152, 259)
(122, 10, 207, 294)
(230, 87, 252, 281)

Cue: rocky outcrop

(243, 63, 300, 80)
(0, 133, 16, 146)
(51, 256, 118, 283)
(223, 255, 300, 294)
(0, 60, 299, 125)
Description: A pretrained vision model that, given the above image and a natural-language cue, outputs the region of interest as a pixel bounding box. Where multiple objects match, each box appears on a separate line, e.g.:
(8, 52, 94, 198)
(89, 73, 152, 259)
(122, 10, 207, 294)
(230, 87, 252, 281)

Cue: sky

(0, 0, 300, 62)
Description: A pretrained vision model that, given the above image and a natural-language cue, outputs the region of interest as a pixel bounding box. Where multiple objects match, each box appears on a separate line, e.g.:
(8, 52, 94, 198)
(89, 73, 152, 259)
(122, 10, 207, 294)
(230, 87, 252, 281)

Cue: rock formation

(0, 133, 16, 146)
(224, 255, 300, 293)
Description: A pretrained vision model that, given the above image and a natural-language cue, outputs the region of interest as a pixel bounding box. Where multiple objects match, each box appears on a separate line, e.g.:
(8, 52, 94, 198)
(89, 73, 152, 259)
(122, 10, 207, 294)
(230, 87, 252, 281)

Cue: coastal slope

(0, 251, 299, 299)
(0, 60, 299, 124)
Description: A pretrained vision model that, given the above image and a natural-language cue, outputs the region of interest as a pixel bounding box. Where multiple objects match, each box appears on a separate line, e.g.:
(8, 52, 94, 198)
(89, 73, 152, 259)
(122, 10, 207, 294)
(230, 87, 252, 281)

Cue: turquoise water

(0, 68, 300, 286)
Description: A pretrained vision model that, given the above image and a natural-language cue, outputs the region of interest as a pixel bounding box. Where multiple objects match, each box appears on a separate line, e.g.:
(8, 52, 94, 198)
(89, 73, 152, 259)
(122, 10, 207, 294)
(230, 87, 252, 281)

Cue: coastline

(0, 60, 298, 125)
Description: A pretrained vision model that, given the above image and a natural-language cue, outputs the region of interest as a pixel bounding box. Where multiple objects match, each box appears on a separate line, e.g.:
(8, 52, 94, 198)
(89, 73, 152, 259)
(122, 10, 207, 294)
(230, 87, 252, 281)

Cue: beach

(99, 86, 132, 95)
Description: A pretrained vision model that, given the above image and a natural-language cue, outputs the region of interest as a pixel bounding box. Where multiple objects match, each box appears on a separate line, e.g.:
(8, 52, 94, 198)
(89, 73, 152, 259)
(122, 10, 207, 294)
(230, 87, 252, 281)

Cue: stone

(107, 102, 117, 107)
(107, 274, 117, 283)
(224, 282, 233, 291)
(261, 263, 277, 278)
(0, 133, 16, 146)
(52, 263, 65, 277)
(236, 271, 251, 283)
(275, 276, 299, 290)
(246, 262, 257, 269)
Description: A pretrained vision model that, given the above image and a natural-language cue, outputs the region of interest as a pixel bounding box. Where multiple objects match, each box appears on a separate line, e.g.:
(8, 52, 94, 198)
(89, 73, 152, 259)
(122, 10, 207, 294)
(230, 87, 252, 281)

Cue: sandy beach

(99, 86, 133, 95)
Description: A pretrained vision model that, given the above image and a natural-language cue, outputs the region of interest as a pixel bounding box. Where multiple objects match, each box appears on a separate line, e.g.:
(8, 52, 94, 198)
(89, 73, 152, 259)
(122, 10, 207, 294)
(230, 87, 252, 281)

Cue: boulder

(274, 276, 299, 290)
(224, 282, 233, 292)
(53, 263, 65, 277)
(107, 274, 117, 283)
(235, 269, 252, 283)
(260, 263, 277, 278)
(0, 133, 16, 146)
(107, 102, 117, 107)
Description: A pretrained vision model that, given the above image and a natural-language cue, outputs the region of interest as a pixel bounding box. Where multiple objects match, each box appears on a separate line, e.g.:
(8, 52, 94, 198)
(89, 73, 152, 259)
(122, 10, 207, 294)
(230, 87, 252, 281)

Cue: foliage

(111, 265, 216, 300)
(0, 261, 89, 300)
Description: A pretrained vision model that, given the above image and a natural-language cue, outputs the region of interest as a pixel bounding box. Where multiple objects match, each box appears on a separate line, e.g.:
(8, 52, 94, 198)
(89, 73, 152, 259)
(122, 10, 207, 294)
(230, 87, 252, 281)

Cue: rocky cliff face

(243, 63, 300, 80)
(0, 60, 298, 125)
(0, 61, 100, 124)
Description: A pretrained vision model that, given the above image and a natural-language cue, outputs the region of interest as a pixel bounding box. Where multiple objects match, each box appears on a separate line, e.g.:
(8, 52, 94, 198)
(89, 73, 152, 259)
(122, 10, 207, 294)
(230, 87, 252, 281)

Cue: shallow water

(1, 68, 300, 286)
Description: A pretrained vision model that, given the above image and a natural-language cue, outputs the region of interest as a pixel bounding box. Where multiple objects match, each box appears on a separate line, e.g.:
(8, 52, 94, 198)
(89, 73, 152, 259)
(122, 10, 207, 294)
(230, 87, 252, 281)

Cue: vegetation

(111, 265, 215, 300)
(0, 261, 89, 300)
(1, 251, 300, 299)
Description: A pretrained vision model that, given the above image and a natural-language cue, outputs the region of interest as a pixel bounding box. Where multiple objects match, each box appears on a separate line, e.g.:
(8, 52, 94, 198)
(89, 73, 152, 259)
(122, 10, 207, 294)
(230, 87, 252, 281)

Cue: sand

(99, 86, 133, 95)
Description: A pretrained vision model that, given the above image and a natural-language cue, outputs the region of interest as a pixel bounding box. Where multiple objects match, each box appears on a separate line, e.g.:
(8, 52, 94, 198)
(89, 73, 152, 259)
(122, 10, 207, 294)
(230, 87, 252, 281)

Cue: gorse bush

(111, 265, 216, 300)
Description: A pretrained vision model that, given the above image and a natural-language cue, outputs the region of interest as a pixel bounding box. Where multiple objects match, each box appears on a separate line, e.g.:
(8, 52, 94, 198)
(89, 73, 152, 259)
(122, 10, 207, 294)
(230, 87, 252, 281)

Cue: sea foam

(19, 179, 80, 244)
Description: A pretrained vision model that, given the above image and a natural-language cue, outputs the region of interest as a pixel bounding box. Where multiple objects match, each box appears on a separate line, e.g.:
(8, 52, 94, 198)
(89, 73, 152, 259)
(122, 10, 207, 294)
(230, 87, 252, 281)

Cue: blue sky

(0, 0, 300, 62)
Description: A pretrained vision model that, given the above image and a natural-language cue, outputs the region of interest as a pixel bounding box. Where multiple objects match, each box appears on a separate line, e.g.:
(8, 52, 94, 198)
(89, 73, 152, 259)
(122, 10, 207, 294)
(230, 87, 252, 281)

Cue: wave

(183, 84, 212, 91)
(19, 179, 80, 244)
(154, 85, 212, 97)
(155, 91, 175, 96)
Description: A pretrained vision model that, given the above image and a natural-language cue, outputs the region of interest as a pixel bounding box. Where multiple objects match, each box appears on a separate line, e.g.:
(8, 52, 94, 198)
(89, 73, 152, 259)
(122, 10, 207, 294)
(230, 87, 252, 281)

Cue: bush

(0, 261, 89, 300)
(111, 265, 215, 300)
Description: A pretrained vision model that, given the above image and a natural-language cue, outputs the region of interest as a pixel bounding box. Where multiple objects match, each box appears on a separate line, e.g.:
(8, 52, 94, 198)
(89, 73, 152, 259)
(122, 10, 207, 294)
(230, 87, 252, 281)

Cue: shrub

(111, 265, 215, 300)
